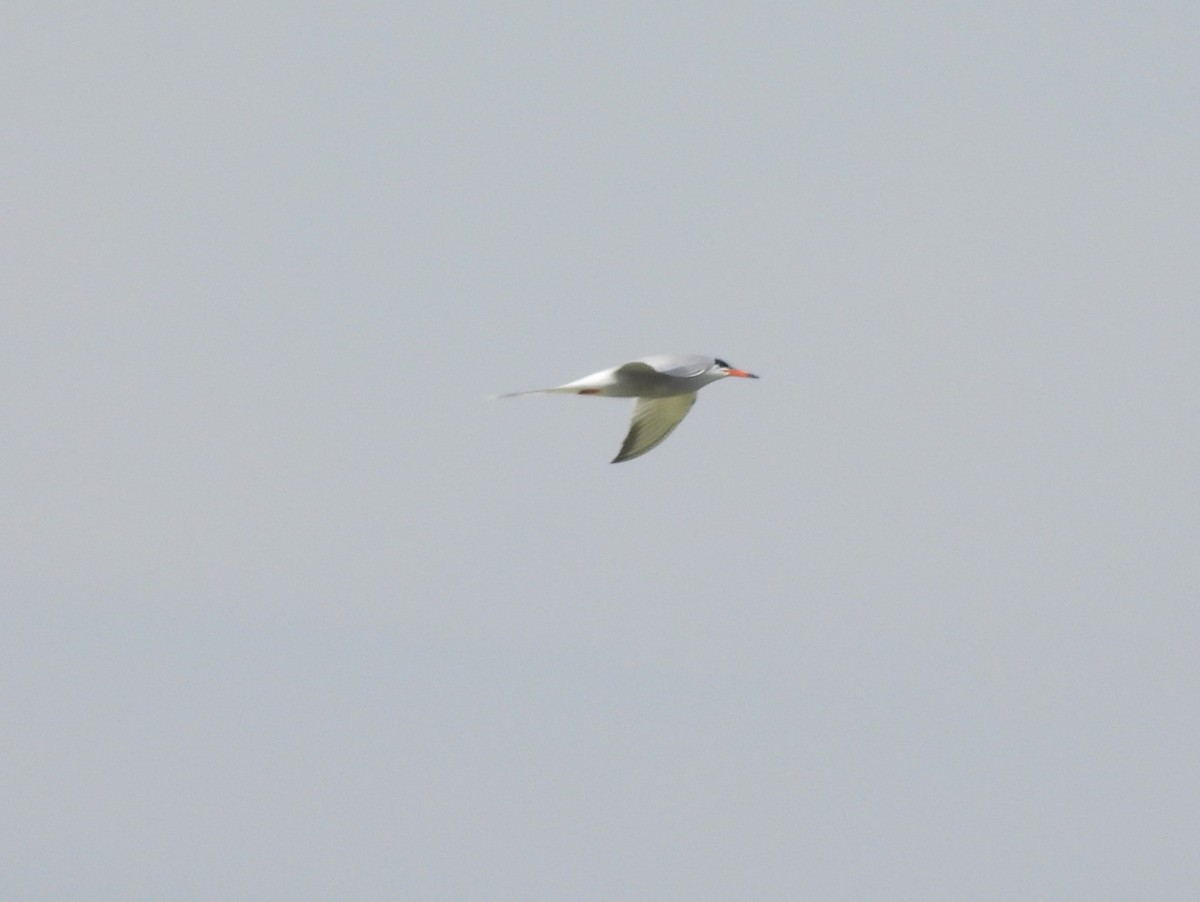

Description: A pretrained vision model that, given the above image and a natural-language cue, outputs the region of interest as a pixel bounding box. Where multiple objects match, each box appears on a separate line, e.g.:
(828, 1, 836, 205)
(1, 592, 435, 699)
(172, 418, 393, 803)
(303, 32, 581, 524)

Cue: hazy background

(4, 3, 1198, 899)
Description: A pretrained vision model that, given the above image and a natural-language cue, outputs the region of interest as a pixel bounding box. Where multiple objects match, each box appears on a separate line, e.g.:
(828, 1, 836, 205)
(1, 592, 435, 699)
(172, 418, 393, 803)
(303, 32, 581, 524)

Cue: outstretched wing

(637, 355, 712, 378)
(612, 393, 698, 463)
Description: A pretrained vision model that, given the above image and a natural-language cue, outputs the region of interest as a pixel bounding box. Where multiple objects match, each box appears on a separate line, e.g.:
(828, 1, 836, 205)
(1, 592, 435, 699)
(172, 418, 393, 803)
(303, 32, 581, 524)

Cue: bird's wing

(637, 355, 711, 378)
(612, 393, 698, 463)
(612, 361, 660, 378)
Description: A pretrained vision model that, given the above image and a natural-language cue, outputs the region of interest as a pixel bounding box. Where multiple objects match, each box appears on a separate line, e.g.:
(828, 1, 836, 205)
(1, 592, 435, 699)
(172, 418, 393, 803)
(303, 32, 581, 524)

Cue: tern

(503, 354, 759, 463)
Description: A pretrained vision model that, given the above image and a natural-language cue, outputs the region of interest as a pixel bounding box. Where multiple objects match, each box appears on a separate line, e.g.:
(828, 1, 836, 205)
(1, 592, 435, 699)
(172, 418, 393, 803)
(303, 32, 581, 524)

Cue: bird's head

(713, 357, 759, 380)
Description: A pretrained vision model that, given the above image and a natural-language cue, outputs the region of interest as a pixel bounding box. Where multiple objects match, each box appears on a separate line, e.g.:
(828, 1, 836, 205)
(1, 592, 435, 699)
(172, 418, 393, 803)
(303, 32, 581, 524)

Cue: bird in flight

(503, 354, 759, 463)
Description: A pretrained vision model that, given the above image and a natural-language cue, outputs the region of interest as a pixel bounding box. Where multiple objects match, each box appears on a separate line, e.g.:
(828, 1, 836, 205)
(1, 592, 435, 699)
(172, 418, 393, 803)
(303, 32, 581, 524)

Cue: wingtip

(610, 446, 630, 464)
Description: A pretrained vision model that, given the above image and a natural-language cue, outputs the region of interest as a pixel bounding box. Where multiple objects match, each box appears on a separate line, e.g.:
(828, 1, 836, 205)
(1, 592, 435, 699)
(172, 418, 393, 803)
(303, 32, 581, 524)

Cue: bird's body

(503, 354, 758, 463)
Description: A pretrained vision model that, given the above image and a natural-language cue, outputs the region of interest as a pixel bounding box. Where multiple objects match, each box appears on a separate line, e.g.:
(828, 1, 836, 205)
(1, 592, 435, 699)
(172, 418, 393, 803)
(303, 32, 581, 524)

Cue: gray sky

(4, 3, 1199, 899)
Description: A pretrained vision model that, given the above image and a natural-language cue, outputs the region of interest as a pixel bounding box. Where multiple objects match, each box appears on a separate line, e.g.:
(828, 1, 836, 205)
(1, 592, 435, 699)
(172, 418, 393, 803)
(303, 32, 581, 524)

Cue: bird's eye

(714, 358, 730, 368)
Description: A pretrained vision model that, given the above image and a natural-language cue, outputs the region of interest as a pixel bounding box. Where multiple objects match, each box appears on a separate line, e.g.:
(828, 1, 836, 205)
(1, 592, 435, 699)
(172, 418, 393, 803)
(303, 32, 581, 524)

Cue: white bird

(503, 354, 759, 463)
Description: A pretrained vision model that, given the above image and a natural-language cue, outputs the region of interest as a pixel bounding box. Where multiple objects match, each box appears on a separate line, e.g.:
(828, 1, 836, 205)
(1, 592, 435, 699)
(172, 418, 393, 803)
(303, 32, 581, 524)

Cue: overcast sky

(4, 3, 1199, 899)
